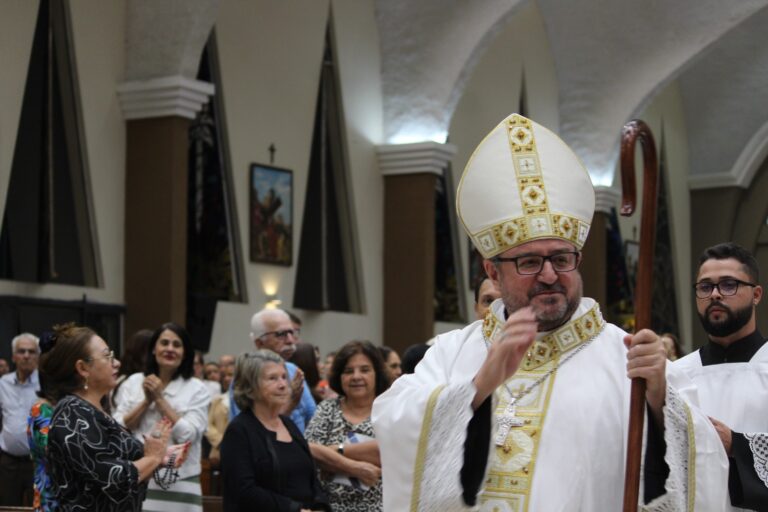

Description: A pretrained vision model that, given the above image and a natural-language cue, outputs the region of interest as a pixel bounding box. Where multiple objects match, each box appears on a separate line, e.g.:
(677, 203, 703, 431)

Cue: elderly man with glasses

(228, 308, 316, 432)
(668, 242, 768, 510)
(0, 332, 40, 506)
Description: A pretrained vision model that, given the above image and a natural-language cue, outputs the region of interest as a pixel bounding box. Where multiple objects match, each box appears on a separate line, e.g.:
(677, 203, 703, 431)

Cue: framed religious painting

(250, 163, 293, 266)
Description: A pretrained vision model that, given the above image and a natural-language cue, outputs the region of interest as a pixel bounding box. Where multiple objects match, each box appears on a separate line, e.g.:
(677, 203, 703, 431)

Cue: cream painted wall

(614, 81, 694, 352)
(441, 1, 559, 335)
(0, 0, 126, 305)
(209, 0, 384, 359)
(0, 0, 384, 359)
(0, 1, 40, 238)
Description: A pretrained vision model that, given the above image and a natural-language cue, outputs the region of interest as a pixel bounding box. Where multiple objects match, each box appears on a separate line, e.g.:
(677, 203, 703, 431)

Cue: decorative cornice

(688, 172, 740, 190)
(593, 185, 622, 214)
(117, 75, 215, 120)
(376, 141, 457, 177)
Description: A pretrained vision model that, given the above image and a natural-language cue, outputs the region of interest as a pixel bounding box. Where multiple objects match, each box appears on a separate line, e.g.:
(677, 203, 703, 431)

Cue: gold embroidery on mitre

(471, 214, 591, 259)
(507, 117, 548, 219)
(464, 113, 593, 262)
(479, 303, 606, 512)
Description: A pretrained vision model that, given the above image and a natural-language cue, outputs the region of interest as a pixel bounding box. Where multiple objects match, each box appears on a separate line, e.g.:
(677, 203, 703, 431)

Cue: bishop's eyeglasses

(693, 278, 756, 299)
(493, 251, 580, 275)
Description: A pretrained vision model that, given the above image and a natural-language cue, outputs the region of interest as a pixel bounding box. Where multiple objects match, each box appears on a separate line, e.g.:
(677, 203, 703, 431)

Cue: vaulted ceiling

(375, 0, 768, 187)
(125, 0, 768, 188)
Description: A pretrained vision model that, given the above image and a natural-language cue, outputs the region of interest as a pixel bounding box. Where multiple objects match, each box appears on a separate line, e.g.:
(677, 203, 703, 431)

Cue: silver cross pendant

(495, 398, 525, 446)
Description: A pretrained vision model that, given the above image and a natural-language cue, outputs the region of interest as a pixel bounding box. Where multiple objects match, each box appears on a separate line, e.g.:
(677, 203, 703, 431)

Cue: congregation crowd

(0, 278, 685, 512)
(0, 305, 435, 512)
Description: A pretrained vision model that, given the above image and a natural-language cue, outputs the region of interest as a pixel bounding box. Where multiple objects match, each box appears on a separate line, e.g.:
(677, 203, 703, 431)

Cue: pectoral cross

(495, 398, 525, 446)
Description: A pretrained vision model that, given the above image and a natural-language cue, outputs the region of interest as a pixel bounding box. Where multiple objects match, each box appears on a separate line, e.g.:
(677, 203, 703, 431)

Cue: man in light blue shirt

(229, 308, 316, 431)
(0, 333, 40, 506)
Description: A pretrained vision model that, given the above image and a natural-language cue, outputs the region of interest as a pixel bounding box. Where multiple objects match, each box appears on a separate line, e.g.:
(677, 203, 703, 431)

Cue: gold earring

(84, 376, 89, 391)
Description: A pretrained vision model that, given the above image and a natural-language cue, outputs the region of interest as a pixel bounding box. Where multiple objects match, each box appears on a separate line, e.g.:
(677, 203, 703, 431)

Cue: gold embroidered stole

(479, 302, 605, 512)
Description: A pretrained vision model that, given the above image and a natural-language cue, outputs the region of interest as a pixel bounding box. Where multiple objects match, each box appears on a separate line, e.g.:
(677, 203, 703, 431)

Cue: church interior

(2, 0, 768, 362)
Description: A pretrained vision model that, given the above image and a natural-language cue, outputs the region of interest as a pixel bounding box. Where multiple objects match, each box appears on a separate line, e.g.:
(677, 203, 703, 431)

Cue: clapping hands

(143, 374, 164, 402)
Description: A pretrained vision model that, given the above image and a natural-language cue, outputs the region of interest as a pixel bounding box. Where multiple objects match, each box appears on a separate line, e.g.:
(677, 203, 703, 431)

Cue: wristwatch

(337, 442, 345, 455)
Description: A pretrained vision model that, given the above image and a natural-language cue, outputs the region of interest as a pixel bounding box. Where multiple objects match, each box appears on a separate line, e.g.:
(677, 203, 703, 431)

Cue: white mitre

(457, 113, 596, 258)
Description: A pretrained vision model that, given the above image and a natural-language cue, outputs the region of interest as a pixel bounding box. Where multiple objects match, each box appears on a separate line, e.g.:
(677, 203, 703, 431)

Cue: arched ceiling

(123, 0, 768, 189)
(679, 6, 768, 188)
(125, 0, 219, 81)
(374, 0, 525, 144)
(539, 0, 768, 185)
(375, 0, 768, 187)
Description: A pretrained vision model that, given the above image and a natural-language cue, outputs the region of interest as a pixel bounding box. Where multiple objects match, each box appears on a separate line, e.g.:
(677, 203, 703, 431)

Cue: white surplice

(372, 298, 730, 511)
(669, 342, 768, 511)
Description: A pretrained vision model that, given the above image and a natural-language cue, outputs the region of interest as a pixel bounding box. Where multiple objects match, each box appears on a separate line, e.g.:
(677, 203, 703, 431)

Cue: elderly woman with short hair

(220, 350, 329, 512)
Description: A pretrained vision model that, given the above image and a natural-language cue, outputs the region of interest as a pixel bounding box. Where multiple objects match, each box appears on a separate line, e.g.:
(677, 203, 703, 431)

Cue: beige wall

(0, 2, 37, 215)
(0, 0, 126, 305)
(0, 1, 385, 359)
(210, 0, 384, 358)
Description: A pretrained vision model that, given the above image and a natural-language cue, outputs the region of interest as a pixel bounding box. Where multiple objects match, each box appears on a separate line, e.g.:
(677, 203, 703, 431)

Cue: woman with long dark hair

(114, 323, 210, 511)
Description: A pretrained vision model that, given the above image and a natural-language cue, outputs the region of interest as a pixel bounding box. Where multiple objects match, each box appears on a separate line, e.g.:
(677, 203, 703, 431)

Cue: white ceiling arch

(121, 0, 768, 189)
(680, 5, 768, 189)
(375, 0, 526, 144)
(375, 0, 768, 186)
(540, 0, 768, 185)
(124, 0, 219, 81)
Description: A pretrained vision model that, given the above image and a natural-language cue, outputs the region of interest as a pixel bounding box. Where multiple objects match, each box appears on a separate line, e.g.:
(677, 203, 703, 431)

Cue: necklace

(482, 325, 599, 446)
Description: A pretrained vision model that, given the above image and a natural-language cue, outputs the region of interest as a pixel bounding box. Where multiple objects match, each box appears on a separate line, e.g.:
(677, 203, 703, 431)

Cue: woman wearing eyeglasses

(114, 323, 211, 512)
(41, 323, 172, 511)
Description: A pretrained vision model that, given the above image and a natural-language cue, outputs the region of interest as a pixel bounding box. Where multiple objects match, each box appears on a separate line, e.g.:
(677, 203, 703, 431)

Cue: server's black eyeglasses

(693, 278, 756, 299)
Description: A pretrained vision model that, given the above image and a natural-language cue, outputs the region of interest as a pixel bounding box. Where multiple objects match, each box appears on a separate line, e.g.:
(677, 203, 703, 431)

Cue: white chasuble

(372, 298, 730, 511)
(669, 343, 768, 511)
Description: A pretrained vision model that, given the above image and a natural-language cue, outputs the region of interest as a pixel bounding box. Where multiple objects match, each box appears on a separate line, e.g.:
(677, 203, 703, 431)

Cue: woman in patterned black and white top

(304, 340, 389, 512)
(40, 323, 171, 512)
